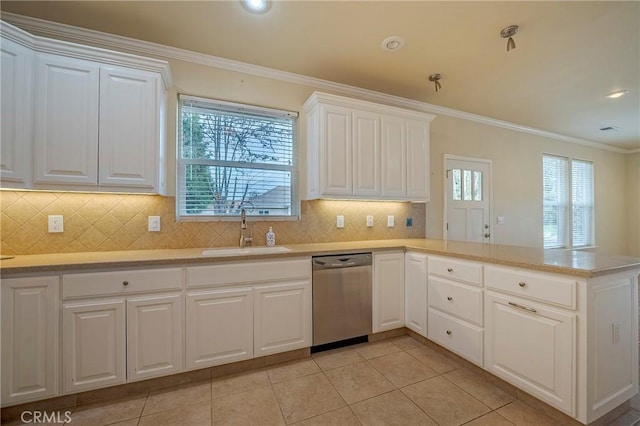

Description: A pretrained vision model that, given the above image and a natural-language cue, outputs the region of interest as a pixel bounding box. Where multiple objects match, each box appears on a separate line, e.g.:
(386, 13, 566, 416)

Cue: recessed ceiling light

(241, 0, 271, 14)
(381, 36, 405, 51)
(606, 90, 629, 99)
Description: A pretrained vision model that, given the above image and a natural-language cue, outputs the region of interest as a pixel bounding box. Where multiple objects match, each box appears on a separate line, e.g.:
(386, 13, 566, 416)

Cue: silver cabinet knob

(447, 268, 453, 272)
(447, 296, 453, 301)
(122, 281, 129, 286)
(446, 330, 452, 335)
(518, 282, 526, 288)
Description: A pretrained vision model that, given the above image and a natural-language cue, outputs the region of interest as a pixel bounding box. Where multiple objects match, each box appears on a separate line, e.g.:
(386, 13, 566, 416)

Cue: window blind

(177, 95, 297, 219)
(543, 155, 568, 248)
(571, 160, 594, 247)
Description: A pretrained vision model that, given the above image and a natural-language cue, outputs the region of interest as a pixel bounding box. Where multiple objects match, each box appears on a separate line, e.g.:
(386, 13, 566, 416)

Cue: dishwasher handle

(312, 253, 372, 270)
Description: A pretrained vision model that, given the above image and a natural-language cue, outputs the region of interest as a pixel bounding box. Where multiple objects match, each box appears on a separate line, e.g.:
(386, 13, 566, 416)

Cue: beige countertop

(1, 238, 639, 278)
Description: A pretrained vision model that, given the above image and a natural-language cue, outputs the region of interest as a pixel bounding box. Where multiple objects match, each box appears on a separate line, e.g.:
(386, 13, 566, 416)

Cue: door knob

(484, 233, 491, 238)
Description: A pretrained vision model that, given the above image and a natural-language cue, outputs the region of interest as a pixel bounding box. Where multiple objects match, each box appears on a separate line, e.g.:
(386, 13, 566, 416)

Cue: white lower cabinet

(1, 276, 59, 405)
(428, 309, 483, 366)
(404, 252, 427, 337)
(127, 294, 183, 381)
(185, 287, 253, 370)
(63, 299, 126, 393)
(254, 281, 312, 357)
(373, 251, 405, 332)
(485, 291, 575, 414)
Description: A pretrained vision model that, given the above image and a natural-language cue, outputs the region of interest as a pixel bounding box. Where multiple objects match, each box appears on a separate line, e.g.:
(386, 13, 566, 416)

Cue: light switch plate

(366, 215, 374, 227)
(497, 216, 505, 225)
(48, 215, 64, 233)
(336, 215, 345, 228)
(148, 216, 161, 232)
(387, 215, 395, 227)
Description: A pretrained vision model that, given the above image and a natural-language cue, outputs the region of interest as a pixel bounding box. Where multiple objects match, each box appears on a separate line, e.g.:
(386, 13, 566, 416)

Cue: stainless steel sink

(201, 246, 292, 256)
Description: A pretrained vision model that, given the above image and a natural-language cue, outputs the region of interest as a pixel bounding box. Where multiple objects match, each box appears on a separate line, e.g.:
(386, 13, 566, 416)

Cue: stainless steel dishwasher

(312, 253, 372, 347)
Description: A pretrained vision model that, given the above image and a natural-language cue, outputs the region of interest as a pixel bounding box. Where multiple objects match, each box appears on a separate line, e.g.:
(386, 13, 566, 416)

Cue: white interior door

(444, 155, 491, 242)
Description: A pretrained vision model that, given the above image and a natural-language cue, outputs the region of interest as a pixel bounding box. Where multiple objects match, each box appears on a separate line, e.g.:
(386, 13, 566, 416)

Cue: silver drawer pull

(446, 330, 452, 335)
(447, 268, 453, 272)
(122, 281, 129, 286)
(508, 301, 536, 313)
(447, 296, 453, 301)
(518, 281, 527, 288)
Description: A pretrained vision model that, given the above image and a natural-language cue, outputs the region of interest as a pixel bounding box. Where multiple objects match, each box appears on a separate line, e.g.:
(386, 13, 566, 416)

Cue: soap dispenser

(266, 227, 276, 247)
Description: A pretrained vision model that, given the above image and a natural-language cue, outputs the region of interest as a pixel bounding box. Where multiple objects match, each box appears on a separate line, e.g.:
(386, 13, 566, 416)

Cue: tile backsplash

(0, 191, 425, 255)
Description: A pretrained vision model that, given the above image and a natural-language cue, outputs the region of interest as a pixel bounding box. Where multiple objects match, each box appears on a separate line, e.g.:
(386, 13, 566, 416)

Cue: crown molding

(2, 12, 636, 154)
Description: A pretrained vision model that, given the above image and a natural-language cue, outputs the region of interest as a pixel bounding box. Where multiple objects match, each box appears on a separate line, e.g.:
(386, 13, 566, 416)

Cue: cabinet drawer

(428, 256, 482, 286)
(428, 276, 482, 326)
(484, 266, 576, 309)
(63, 268, 182, 299)
(428, 309, 483, 366)
(186, 258, 311, 288)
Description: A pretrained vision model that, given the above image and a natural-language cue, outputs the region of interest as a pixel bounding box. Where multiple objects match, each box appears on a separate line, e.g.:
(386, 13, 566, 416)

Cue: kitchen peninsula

(1, 238, 639, 425)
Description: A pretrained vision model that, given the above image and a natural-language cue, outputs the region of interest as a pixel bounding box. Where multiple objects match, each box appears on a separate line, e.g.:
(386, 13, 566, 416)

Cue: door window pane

(473, 171, 482, 201)
(463, 170, 472, 201)
(453, 169, 461, 200)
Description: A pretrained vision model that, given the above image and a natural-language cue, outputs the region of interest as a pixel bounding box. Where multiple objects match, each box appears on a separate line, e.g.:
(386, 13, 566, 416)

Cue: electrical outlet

(366, 215, 374, 227)
(387, 215, 395, 227)
(48, 215, 64, 233)
(148, 216, 161, 232)
(336, 215, 345, 228)
(497, 216, 505, 225)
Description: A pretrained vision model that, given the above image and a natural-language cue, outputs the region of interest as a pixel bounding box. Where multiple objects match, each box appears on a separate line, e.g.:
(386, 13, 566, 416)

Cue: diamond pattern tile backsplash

(0, 191, 425, 255)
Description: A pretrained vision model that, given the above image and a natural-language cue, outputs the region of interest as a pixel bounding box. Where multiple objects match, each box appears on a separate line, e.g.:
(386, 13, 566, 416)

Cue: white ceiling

(2, 1, 639, 151)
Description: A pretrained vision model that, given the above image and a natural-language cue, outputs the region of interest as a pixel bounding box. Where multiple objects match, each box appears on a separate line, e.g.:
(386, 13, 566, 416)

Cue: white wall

(627, 153, 640, 256)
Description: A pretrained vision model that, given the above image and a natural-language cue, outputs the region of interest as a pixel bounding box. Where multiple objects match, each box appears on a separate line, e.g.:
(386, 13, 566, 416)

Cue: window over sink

(177, 95, 299, 220)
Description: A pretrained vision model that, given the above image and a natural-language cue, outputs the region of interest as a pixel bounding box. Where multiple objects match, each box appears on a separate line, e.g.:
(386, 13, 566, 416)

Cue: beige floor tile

(290, 407, 360, 426)
(313, 349, 365, 371)
(631, 391, 640, 411)
(407, 346, 460, 374)
(324, 361, 395, 404)
(211, 370, 270, 399)
(389, 335, 424, 351)
(65, 397, 146, 426)
(138, 399, 211, 426)
(353, 341, 402, 360)
(496, 400, 561, 426)
(350, 389, 437, 426)
(444, 368, 515, 409)
(369, 351, 439, 388)
(267, 359, 321, 384)
(103, 420, 140, 426)
(143, 380, 211, 416)
(463, 411, 515, 426)
(272, 372, 345, 423)
(401, 376, 491, 426)
(605, 409, 640, 426)
(211, 386, 284, 426)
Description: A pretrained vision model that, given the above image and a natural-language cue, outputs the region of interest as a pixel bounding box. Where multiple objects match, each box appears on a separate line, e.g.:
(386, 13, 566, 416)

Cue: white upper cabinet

(1, 35, 33, 186)
(0, 21, 171, 194)
(304, 92, 435, 201)
(34, 54, 100, 186)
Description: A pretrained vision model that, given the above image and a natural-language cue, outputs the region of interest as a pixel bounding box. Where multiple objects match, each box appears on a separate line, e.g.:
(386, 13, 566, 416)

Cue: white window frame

(543, 154, 595, 249)
(176, 94, 300, 221)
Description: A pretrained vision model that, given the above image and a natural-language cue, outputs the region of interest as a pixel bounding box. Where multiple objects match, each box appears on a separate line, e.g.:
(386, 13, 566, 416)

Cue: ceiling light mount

(606, 90, 629, 99)
(500, 25, 519, 52)
(241, 0, 271, 14)
(381, 36, 405, 51)
(428, 73, 442, 92)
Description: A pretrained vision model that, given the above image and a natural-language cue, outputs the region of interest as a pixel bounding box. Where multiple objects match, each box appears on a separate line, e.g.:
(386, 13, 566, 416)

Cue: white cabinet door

(353, 110, 380, 197)
(63, 299, 126, 393)
(1, 276, 59, 405)
(485, 291, 575, 414)
(1, 37, 33, 186)
(406, 119, 430, 201)
(254, 281, 312, 357)
(380, 115, 406, 198)
(34, 53, 99, 186)
(322, 104, 352, 196)
(373, 252, 405, 332)
(405, 252, 427, 337)
(185, 287, 253, 369)
(99, 67, 160, 191)
(127, 294, 183, 381)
